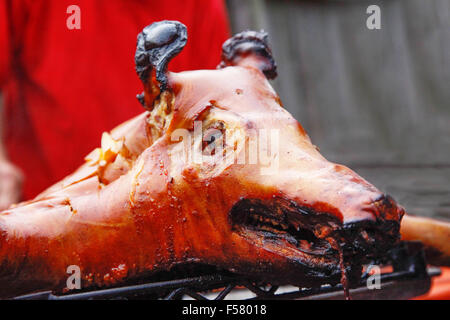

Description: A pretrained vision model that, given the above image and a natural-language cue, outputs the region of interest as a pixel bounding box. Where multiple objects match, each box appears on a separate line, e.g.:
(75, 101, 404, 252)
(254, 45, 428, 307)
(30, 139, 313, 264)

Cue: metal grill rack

(15, 241, 440, 300)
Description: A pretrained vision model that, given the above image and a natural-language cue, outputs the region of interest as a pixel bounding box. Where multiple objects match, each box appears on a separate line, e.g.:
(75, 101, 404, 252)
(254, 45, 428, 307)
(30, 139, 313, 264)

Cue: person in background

(0, 0, 230, 210)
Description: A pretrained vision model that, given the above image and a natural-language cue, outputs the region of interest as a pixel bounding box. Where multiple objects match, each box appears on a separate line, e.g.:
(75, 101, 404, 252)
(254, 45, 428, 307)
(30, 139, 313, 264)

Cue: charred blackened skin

(229, 197, 400, 290)
(219, 30, 277, 80)
(135, 20, 187, 106)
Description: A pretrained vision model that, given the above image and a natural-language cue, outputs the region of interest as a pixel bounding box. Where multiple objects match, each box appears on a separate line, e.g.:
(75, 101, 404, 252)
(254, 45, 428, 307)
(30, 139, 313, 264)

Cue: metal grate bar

(14, 241, 440, 300)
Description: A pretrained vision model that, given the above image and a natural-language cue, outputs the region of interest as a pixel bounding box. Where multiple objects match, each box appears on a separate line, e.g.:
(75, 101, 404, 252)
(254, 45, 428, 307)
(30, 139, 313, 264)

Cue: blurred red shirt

(0, 0, 230, 199)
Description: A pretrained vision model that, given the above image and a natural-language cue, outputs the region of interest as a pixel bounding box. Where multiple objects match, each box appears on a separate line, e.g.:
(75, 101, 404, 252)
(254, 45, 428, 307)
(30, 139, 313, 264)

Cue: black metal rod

(15, 274, 239, 300)
(13, 242, 441, 301)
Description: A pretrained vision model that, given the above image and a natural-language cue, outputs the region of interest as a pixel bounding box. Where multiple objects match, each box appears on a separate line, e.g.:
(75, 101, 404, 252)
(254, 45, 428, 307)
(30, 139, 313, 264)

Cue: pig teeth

(245, 214, 291, 231)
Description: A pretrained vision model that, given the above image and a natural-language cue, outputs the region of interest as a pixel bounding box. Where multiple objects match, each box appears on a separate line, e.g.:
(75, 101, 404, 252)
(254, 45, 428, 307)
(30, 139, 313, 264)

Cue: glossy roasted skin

(0, 22, 404, 298)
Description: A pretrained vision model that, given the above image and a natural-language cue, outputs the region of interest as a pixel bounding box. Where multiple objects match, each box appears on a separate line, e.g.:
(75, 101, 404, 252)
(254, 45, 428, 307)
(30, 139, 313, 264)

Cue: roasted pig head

(0, 21, 404, 298)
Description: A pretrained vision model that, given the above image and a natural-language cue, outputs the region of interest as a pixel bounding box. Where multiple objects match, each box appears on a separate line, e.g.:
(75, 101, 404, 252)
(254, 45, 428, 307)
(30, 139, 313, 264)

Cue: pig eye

(202, 122, 226, 155)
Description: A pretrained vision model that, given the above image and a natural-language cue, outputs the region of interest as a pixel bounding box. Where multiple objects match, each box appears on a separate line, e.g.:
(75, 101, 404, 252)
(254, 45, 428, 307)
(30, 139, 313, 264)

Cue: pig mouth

(230, 198, 337, 257)
(229, 197, 402, 287)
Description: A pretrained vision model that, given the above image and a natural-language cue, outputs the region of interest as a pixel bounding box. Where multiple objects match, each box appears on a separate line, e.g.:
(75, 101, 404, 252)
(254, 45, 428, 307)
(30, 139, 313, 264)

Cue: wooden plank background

(226, 0, 450, 219)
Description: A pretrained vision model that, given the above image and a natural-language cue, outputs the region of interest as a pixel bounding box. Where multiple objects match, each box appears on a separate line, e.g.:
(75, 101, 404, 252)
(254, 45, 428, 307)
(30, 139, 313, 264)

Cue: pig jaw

(221, 194, 404, 287)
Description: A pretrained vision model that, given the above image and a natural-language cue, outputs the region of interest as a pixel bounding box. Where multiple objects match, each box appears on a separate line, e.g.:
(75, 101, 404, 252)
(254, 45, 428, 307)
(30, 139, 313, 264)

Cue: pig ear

(135, 20, 187, 109)
(219, 30, 277, 80)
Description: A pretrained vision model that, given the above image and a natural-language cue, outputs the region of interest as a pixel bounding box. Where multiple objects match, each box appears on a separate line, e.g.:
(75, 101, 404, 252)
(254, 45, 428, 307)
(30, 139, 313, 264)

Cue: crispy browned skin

(0, 22, 404, 298)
